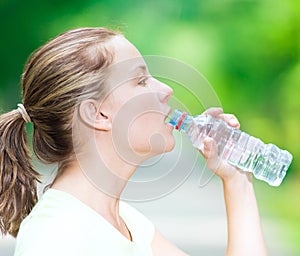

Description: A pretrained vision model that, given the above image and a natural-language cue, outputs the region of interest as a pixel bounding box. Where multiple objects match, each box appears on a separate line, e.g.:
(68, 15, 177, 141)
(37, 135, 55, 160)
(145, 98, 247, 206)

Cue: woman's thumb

(203, 137, 222, 174)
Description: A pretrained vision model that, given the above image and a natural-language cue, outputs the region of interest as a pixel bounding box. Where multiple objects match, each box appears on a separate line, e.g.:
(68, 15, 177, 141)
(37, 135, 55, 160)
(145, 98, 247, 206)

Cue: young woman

(0, 27, 267, 255)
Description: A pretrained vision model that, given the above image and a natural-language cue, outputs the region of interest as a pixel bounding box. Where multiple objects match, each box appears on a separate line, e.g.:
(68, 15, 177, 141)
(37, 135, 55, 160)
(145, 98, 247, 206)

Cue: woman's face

(102, 36, 175, 161)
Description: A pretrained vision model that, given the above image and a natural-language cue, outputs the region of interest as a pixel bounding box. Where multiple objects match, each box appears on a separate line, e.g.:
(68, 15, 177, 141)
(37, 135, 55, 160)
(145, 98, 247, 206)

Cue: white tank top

(14, 188, 154, 256)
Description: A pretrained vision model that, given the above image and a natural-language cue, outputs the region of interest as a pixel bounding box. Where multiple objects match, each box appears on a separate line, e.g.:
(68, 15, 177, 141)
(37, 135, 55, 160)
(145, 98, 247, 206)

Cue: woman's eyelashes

(137, 75, 150, 86)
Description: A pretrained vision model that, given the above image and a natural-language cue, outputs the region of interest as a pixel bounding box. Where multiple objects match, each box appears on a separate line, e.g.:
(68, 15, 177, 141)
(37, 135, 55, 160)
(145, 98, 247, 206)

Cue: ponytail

(0, 109, 40, 237)
(0, 27, 119, 237)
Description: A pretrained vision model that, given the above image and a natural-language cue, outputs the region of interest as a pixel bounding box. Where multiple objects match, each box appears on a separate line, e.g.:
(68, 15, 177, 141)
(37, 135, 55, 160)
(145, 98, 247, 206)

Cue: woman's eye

(138, 77, 148, 86)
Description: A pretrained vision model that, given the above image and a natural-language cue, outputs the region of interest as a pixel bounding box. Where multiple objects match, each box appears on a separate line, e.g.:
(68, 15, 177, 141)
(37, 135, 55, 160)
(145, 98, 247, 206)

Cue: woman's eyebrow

(129, 65, 148, 74)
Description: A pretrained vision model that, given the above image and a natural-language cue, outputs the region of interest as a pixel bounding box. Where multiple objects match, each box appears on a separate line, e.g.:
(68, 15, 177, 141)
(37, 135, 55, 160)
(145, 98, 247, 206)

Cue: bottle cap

(175, 111, 188, 130)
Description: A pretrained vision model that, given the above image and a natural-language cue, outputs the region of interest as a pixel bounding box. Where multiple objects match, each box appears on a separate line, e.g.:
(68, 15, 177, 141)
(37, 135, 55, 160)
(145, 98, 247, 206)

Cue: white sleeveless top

(14, 189, 154, 256)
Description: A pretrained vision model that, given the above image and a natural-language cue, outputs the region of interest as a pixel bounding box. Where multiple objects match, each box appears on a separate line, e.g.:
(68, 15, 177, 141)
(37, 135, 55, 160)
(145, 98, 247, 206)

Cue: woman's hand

(199, 107, 252, 185)
(200, 108, 267, 256)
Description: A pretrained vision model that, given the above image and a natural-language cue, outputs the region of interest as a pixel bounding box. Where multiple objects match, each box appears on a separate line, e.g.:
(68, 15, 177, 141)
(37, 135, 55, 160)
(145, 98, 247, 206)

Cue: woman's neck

(50, 160, 134, 241)
(51, 160, 121, 216)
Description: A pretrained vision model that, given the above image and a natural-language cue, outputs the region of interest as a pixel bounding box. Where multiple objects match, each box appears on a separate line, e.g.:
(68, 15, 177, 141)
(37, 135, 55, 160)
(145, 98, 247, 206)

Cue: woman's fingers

(202, 107, 223, 117)
(200, 108, 242, 179)
(203, 137, 222, 175)
(217, 113, 240, 129)
(203, 108, 240, 129)
(202, 137, 239, 180)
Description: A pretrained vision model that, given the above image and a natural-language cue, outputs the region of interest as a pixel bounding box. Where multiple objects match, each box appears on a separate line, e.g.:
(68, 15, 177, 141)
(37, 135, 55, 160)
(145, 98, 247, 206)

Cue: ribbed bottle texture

(169, 109, 293, 186)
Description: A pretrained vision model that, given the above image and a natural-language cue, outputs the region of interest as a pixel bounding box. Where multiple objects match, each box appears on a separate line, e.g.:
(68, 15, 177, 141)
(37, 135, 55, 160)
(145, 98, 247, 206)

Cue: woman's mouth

(164, 108, 173, 124)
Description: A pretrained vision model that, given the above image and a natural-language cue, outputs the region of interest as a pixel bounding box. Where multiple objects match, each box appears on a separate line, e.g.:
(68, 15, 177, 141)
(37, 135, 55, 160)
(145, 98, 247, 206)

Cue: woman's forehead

(111, 36, 142, 64)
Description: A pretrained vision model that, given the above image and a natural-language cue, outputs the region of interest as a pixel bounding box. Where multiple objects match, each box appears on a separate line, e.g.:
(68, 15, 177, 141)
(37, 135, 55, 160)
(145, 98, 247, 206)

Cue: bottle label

(176, 112, 188, 130)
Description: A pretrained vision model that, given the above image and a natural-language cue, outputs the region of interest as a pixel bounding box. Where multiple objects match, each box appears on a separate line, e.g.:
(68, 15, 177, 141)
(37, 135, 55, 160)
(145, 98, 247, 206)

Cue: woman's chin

(153, 137, 175, 155)
(164, 138, 175, 152)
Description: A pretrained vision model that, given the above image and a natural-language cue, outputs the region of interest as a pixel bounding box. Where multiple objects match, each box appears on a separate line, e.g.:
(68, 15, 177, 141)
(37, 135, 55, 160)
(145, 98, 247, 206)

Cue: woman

(0, 27, 267, 255)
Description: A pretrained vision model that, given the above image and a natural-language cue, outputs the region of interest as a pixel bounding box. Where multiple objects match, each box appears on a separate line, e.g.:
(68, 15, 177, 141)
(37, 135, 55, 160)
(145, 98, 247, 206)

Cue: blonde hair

(0, 27, 119, 237)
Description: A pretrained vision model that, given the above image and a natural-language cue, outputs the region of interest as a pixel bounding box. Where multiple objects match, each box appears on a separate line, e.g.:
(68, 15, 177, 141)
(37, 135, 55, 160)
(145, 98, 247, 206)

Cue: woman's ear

(79, 99, 112, 131)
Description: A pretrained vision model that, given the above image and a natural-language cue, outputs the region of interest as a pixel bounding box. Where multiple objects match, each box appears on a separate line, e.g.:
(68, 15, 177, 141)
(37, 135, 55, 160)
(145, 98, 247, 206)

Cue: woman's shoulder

(14, 191, 156, 256)
(16, 189, 98, 239)
(18, 188, 118, 230)
(14, 189, 123, 255)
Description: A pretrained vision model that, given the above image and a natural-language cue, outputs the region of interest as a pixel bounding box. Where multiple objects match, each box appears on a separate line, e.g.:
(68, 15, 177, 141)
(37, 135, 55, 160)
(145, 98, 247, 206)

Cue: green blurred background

(0, 0, 299, 254)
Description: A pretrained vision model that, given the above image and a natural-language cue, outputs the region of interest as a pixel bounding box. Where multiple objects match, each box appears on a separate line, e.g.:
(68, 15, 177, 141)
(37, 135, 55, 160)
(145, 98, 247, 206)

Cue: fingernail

(229, 119, 238, 125)
(204, 139, 212, 149)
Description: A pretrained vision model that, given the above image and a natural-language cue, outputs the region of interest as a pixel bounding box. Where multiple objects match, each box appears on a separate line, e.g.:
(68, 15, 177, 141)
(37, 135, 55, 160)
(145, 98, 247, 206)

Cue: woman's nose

(156, 80, 173, 103)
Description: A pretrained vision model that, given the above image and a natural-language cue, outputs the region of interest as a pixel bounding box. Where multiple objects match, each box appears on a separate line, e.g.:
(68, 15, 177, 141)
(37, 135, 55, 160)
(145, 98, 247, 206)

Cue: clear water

(169, 109, 293, 186)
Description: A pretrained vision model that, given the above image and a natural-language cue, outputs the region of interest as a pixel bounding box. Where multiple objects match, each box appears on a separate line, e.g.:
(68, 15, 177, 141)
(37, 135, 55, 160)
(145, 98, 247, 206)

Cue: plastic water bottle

(168, 109, 293, 186)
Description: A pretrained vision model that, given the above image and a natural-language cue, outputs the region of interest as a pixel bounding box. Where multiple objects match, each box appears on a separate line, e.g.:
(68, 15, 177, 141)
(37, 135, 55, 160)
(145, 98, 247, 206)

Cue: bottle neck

(175, 112, 188, 130)
(168, 109, 210, 132)
(178, 115, 193, 132)
(180, 114, 211, 133)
